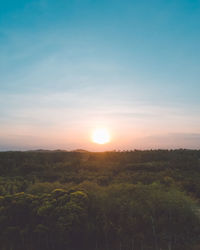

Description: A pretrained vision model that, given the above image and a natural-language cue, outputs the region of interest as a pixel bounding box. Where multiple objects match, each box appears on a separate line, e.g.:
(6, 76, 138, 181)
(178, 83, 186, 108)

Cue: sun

(92, 128, 111, 144)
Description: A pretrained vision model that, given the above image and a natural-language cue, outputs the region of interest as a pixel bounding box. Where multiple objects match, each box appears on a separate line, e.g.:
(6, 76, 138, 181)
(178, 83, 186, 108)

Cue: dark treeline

(0, 149, 200, 250)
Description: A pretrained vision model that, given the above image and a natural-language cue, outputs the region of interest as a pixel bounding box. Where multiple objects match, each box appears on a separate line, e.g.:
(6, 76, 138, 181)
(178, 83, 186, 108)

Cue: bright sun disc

(92, 128, 110, 144)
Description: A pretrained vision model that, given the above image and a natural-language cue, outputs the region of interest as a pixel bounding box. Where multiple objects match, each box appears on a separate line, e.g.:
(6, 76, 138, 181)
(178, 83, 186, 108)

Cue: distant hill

(27, 149, 68, 152)
(71, 149, 90, 153)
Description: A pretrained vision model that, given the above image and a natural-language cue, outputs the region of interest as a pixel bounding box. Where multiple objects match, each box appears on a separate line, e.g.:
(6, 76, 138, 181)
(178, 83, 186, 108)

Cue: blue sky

(0, 0, 200, 150)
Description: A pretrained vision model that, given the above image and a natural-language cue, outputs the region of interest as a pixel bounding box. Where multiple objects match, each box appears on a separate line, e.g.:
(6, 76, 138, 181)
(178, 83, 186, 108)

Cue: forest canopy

(0, 149, 200, 250)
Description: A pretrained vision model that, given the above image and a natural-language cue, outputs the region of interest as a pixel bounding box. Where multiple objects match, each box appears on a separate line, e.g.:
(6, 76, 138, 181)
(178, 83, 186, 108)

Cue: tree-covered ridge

(0, 150, 200, 250)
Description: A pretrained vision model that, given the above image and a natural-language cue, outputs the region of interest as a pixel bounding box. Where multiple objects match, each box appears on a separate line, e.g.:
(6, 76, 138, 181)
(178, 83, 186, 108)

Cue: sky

(0, 0, 200, 151)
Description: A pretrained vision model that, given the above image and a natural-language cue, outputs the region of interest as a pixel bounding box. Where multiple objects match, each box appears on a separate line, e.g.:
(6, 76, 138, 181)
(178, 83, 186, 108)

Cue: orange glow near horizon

(92, 128, 111, 144)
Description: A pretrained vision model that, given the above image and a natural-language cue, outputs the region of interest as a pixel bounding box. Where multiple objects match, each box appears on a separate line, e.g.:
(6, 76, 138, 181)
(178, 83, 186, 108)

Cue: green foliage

(0, 150, 200, 249)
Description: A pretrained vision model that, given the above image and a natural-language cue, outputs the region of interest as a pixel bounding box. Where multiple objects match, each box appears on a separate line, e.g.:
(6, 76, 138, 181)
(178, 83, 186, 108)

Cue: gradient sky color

(0, 0, 200, 151)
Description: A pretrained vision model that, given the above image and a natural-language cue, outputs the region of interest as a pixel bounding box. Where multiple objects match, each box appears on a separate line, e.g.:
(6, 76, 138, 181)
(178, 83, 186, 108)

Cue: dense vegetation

(0, 149, 200, 250)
